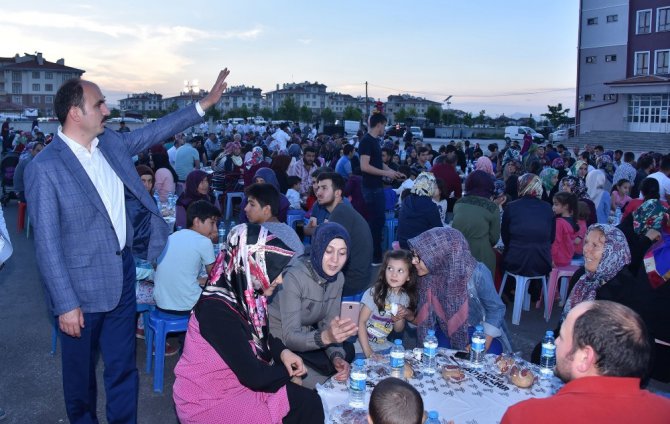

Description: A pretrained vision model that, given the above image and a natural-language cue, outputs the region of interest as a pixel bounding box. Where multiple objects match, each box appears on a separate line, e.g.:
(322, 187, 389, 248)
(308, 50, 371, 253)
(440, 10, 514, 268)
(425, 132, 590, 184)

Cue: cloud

(297, 38, 312, 45)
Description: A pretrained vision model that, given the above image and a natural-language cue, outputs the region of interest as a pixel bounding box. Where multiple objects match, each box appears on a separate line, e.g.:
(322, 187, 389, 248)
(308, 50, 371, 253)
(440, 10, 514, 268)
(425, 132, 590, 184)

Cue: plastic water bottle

(348, 359, 367, 408)
(426, 411, 440, 424)
(423, 330, 438, 375)
(470, 325, 486, 368)
(540, 330, 556, 378)
(153, 192, 161, 209)
(390, 339, 405, 379)
(615, 207, 622, 225)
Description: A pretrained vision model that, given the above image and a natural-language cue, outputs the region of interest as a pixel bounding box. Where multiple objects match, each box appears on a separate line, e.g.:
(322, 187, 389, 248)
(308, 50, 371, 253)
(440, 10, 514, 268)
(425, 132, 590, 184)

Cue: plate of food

(509, 364, 537, 388)
(330, 405, 368, 424)
(441, 364, 467, 383)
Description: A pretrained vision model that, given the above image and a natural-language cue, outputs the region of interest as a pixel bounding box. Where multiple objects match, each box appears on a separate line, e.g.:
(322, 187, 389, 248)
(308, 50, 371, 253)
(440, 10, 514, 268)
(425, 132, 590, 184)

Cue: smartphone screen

(454, 351, 470, 360)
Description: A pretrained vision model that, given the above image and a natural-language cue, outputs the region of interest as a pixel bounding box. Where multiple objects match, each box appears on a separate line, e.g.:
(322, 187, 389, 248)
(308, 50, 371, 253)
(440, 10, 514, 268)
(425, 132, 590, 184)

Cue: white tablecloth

(316, 350, 563, 424)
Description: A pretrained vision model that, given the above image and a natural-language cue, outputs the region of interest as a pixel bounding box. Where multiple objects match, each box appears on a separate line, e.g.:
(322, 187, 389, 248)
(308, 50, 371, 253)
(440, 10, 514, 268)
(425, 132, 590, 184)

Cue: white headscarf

(586, 169, 606, 209)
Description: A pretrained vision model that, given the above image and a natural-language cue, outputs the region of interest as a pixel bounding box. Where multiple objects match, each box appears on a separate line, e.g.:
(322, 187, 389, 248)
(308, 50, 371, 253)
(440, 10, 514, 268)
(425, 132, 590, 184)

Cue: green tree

(109, 108, 121, 118)
(342, 106, 363, 122)
(475, 110, 486, 126)
(251, 104, 260, 117)
(299, 105, 312, 123)
(425, 105, 442, 125)
(394, 108, 408, 123)
(541, 103, 571, 128)
(320, 107, 335, 124)
(441, 110, 459, 126)
(205, 107, 221, 121)
(259, 107, 274, 120)
(406, 107, 418, 118)
(462, 112, 474, 127)
(277, 97, 300, 121)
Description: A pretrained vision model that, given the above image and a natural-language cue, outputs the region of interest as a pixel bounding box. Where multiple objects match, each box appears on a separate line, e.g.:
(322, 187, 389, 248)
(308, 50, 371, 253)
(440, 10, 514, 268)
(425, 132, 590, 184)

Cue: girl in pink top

(551, 192, 579, 267)
(610, 178, 632, 211)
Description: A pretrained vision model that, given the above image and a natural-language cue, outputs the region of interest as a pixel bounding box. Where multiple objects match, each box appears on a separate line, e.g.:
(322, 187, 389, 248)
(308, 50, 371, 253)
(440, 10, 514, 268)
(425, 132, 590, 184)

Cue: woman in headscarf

(523, 142, 540, 172)
(211, 140, 244, 194)
(585, 169, 611, 224)
(452, 170, 500, 278)
(396, 172, 443, 249)
(270, 154, 293, 194)
(151, 153, 177, 202)
(244, 146, 269, 186)
(475, 156, 494, 176)
(503, 159, 522, 201)
(269, 223, 356, 385)
(501, 173, 555, 281)
(539, 167, 559, 204)
(570, 159, 589, 184)
(239, 168, 290, 223)
(407, 227, 511, 353)
(173, 224, 324, 423)
(597, 153, 615, 190)
(176, 170, 213, 228)
(560, 175, 597, 227)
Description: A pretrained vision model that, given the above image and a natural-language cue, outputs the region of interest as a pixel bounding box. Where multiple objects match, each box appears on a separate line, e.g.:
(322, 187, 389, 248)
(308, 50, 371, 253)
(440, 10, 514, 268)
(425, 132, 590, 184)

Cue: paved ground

(1, 200, 665, 423)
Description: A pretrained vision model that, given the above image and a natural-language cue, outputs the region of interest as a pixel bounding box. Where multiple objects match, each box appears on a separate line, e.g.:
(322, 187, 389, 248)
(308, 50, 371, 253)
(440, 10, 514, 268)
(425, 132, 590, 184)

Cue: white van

(504, 126, 544, 143)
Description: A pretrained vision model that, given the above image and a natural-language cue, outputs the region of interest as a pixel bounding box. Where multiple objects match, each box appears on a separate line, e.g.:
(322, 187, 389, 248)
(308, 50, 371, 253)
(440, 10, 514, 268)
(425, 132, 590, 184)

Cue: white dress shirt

(59, 128, 127, 250)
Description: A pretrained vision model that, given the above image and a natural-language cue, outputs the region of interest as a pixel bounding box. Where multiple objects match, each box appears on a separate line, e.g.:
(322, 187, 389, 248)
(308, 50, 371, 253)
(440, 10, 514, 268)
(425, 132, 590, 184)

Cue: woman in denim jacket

(408, 226, 512, 354)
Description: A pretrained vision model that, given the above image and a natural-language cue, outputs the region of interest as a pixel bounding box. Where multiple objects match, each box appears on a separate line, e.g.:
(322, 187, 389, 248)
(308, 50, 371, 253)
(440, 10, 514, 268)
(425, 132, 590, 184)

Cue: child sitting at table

(358, 250, 418, 358)
(368, 377, 424, 424)
(286, 175, 302, 210)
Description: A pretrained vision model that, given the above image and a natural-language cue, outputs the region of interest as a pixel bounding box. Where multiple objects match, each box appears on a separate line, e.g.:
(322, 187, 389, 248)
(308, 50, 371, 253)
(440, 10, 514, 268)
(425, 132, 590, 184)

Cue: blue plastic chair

(145, 310, 190, 393)
(136, 303, 155, 350)
(286, 210, 306, 230)
(224, 192, 244, 221)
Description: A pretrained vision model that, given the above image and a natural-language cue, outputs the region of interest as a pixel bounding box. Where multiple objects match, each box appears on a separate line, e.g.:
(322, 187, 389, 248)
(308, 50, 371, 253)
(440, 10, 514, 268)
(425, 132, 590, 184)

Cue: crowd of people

(2, 68, 670, 423)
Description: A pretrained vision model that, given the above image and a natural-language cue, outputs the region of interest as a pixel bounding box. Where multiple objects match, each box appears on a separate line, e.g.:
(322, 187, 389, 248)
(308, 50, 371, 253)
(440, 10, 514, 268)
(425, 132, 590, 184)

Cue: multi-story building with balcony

(162, 89, 209, 111)
(217, 85, 263, 114)
(119, 92, 163, 113)
(265, 81, 328, 116)
(384, 94, 441, 124)
(577, 0, 670, 133)
(0, 52, 84, 117)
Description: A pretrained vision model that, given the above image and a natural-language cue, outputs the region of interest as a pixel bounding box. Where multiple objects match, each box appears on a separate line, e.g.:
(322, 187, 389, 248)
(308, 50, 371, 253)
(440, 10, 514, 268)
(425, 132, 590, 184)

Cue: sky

(1, 1, 579, 118)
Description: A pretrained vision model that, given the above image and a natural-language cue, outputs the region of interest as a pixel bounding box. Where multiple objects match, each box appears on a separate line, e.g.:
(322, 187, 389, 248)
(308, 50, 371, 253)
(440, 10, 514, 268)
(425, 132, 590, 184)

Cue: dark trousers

(60, 247, 138, 424)
(362, 186, 385, 262)
(296, 341, 356, 377)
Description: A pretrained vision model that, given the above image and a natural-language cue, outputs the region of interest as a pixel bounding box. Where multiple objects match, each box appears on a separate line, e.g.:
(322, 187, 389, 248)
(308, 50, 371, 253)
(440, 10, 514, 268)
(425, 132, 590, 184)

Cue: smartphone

(340, 301, 361, 323)
(454, 351, 470, 360)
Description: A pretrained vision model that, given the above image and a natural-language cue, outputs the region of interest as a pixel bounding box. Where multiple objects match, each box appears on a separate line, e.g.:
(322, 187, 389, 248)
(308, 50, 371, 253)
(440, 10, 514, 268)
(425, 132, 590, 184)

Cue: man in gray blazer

(25, 68, 230, 423)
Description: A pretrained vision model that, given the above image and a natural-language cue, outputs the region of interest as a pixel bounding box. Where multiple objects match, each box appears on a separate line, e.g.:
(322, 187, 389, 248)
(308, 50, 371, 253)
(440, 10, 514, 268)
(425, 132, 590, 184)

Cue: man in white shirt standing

(24, 68, 230, 424)
(646, 154, 670, 203)
(271, 122, 291, 152)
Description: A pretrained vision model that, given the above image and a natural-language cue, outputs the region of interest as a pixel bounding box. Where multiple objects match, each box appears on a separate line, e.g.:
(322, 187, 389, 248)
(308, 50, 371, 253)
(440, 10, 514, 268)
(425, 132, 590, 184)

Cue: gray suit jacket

(25, 105, 202, 315)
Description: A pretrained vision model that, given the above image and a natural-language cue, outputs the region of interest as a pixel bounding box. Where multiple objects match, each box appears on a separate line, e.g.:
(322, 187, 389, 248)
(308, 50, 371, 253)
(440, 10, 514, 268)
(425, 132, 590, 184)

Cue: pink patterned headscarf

(408, 227, 477, 349)
(475, 156, 494, 176)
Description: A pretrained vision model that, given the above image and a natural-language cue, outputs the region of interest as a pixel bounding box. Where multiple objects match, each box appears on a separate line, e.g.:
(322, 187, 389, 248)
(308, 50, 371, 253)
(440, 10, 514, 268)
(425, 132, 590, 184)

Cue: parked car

(549, 129, 568, 142)
(504, 126, 544, 143)
(410, 126, 424, 141)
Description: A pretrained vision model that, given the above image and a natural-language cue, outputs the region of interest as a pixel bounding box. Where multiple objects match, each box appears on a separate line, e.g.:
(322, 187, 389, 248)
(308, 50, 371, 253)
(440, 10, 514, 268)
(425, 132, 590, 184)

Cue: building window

(32, 71, 40, 79)
(12, 71, 21, 81)
(32, 84, 40, 91)
(45, 72, 53, 80)
(607, 14, 618, 22)
(584, 94, 595, 101)
(637, 9, 652, 34)
(604, 94, 616, 101)
(32, 96, 40, 103)
(635, 51, 650, 75)
(12, 83, 22, 94)
(586, 56, 597, 63)
(656, 50, 670, 74)
(587, 17, 598, 25)
(45, 84, 53, 91)
(605, 55, 617, 62)
(12, 95, 22, 104)
(659, 7, 670, 32)
(45, 95, 53, 104)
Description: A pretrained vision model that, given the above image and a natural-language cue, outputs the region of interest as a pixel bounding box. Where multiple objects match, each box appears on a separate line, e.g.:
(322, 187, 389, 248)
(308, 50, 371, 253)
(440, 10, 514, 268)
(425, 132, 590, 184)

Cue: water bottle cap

(546, 330, 554, 337)
(354, 359, 365, 366)
(428, 411, 439, 419)
(427, 330, 435, 336)
(394, 339, 402, 345)
(476, 325, 484, 331)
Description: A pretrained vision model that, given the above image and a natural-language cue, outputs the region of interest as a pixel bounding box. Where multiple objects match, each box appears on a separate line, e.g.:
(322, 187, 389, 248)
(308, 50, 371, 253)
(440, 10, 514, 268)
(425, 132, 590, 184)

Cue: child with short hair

(286, 175, 302, 210)
(368, 377, 424, 424)
(358, 250, 418, 358)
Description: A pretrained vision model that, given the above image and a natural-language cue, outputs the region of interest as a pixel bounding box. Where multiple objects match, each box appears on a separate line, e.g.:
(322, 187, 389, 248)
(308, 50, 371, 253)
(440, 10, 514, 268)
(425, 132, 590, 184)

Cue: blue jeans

(362, 186, 385, 262)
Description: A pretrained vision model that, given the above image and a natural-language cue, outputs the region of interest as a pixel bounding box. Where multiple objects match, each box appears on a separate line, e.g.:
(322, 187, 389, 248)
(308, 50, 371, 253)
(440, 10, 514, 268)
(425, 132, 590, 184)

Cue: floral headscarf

(205, 224, 294, 361)
(571, 160, 588, 179)
(596, 154, 614, 183)
(539, 168, 559, 193)
(518, 173, 543, 199)
(408, 227, 477, 350)
(503, 147, 522, 168)
(560, 176, 589, 200)
(223, 140, 241, 156)
(562, 224, 631, 320)
(245, 146, 264, 170)
(633, 199, 667, 234)
(475, 156, 494, 176)
(551, 157, 565, 169)
(411, 172, 437, 197)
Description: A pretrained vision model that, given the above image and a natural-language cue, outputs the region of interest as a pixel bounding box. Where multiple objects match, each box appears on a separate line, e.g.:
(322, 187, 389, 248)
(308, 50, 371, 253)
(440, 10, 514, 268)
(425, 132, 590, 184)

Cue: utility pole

(365, 81, 369, 119)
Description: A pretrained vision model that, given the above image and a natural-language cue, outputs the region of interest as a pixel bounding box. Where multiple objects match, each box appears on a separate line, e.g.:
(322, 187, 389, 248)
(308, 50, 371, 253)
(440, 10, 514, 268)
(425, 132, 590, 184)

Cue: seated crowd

(7, 113, 670, 423)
